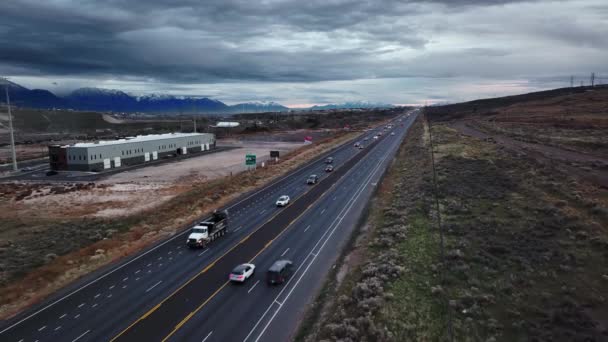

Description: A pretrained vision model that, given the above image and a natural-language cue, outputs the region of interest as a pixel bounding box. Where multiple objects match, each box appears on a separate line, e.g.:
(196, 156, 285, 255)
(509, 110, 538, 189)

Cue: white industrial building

(49, 132, 215, 171)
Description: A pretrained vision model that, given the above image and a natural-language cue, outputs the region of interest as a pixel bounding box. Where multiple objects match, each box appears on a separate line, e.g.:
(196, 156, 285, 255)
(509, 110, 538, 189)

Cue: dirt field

(302, 93, 608, 341)
(0, 144, 48, 164)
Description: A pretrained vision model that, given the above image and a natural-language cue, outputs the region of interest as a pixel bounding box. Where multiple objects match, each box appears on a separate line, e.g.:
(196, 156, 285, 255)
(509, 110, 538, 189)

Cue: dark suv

(267, 260, 293, 285)
(307, 174, 319, 184)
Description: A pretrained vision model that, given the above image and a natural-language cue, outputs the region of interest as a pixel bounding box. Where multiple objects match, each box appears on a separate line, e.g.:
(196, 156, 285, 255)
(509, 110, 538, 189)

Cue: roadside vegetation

(302, 97, 608, 340)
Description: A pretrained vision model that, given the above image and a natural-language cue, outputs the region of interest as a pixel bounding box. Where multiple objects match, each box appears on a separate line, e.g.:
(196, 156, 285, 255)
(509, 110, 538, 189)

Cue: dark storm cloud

(0, 0, 548, 84)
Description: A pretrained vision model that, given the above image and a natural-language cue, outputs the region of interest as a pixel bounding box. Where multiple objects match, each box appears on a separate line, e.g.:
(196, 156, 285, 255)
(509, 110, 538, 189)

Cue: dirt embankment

(0, 128, 366, 320)
(301, 114, 608, 341)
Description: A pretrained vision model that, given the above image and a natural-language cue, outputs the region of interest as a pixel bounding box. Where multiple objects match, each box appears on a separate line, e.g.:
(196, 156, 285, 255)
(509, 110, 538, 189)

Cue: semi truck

(187, 210, 228, 248)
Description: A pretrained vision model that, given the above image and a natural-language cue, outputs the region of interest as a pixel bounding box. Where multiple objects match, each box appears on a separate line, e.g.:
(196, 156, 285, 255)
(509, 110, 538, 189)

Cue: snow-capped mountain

(230, 101, 289, 113)
(309, 101, 394, 110)
(66, 87, 138, 112)
(0, 82, 231, 113)
(2, 81, 391, 114)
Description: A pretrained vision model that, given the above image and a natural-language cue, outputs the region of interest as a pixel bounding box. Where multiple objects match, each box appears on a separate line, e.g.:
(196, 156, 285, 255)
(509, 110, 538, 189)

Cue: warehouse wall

(51, 133, 215, 171)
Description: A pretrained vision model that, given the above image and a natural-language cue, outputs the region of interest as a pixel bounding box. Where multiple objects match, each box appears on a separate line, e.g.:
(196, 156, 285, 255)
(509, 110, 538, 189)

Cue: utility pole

(2, 77, 18, 171)
(591, 72, 595, 87)
(193, 117, 197, 133)
(570, 76, 574, 88)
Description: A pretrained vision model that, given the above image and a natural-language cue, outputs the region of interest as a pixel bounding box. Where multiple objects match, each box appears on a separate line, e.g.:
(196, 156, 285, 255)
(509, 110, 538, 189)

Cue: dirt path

(451, 121, 608, 188)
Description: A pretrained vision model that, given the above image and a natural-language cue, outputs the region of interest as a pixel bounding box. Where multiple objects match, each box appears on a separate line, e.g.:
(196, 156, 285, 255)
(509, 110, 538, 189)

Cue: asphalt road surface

(0, 110, 418, 342)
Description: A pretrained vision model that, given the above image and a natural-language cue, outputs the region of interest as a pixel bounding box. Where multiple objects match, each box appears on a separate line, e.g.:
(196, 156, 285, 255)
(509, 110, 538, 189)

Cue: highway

(0, 110, 418, 342)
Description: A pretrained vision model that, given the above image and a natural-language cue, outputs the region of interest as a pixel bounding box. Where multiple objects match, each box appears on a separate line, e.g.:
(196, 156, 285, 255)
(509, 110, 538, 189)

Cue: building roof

(72, 132, 208, 148)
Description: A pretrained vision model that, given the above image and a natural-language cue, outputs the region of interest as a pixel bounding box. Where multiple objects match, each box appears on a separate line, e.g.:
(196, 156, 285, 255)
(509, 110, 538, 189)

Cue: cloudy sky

(1, 0, 607, 106)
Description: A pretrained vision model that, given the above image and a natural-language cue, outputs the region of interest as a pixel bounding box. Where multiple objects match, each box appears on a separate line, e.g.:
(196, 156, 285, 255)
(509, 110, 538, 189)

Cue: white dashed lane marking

(248, 280, 260, 294)
(202, 331, 213, 342)
(71, 329, 90, 342)
(146, 281, 162, 293)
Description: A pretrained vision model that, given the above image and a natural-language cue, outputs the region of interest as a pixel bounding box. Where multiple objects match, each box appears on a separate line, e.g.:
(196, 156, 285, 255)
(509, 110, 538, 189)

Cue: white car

(229, 263, 255, 282)
(373, 135, 379, 140)
(276, 195, 290, 207)
(390, 132, 395, 136)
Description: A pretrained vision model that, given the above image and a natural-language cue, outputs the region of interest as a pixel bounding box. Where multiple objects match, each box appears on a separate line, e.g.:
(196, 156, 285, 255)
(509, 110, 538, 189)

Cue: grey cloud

(0, 0, 606, 105)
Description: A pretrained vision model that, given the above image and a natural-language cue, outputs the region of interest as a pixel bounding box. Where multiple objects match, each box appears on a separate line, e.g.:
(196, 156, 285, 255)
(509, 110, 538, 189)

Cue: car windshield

(192, 227, 206, 234)
(279, 196, 288, 201)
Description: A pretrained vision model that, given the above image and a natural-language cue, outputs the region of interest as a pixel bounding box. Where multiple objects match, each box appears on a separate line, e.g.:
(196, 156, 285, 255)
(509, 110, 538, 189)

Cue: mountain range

(0, 81, 393, 113)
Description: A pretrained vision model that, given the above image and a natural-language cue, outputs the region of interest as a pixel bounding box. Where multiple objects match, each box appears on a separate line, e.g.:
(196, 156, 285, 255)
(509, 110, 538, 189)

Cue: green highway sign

(245, 154, 256, 165)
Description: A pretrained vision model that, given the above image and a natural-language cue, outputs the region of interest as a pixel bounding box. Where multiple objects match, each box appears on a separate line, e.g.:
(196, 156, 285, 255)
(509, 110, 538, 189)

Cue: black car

(46, 170, 58, 176)
(267, 260, 293, 285)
